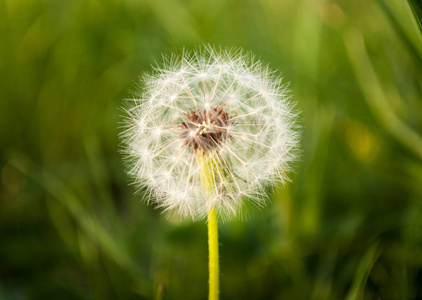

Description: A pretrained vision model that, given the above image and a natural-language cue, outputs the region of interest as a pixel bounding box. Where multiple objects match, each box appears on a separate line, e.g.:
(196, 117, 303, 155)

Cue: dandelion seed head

(121, 46, 300, 221)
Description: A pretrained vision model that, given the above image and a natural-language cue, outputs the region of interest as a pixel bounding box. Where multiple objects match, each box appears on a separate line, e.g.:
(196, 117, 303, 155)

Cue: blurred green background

(1, 0, 422, 299)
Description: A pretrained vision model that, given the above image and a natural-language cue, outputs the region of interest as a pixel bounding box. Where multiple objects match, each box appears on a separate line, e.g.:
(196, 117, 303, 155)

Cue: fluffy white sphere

(121, 46, 300, 221)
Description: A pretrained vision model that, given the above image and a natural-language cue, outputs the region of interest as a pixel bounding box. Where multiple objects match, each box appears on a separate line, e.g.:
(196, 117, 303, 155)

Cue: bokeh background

(1, 0, 422, 299)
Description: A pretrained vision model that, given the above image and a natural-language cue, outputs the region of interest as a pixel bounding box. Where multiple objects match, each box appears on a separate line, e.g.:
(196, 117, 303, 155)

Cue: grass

(1, 0, 421, 299)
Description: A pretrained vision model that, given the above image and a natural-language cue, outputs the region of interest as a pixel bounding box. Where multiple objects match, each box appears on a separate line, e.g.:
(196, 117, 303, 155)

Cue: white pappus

(121, 46, 300, 221)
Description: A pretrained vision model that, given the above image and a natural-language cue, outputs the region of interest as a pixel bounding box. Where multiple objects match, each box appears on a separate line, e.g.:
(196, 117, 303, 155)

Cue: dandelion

(121, 46, 299, 299)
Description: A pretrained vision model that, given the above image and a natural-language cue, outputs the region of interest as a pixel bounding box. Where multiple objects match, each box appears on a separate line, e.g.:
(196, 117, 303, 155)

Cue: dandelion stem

(208, 206, 219, 300)
(198, 150, 220, 300)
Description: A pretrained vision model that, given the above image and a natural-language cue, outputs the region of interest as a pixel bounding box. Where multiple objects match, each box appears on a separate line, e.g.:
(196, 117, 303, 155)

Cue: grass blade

(346, 243, 380, 300)
(408, 0, 422, 33)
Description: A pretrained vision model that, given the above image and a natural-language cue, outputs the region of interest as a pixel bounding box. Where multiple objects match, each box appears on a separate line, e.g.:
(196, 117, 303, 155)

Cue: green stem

(208, 206, 219, 300)
(198, 150, 220, 300)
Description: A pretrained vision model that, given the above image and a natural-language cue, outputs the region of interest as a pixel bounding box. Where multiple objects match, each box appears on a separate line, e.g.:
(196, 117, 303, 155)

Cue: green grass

(1, 0, 422, 299)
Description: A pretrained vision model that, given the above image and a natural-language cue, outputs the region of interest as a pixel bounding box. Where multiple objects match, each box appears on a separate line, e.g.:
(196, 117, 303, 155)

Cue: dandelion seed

(121, 46, 300, 221)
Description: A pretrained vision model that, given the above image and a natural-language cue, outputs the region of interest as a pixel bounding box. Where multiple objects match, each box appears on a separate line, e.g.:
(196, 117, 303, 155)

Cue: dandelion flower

(121, 46, 299, 221)
(121, 46, 300, 300)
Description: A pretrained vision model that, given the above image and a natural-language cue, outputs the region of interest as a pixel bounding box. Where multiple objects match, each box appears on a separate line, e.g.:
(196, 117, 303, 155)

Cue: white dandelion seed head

(121, 46, 300, 221)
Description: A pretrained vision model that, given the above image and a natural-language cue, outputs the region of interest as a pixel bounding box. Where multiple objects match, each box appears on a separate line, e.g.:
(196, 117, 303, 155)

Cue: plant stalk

(208, 206, 219, 300)
(198, 150, 220, 300)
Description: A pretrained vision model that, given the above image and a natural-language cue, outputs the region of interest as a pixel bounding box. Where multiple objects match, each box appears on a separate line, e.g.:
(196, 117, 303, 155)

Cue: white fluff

(121, 46, 300, 221)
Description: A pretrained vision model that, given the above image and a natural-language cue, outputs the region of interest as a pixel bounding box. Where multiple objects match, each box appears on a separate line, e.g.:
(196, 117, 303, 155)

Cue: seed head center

(180, 105, 233, 152)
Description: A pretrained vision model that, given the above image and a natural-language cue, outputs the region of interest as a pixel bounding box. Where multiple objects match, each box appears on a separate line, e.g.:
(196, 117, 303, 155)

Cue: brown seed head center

(180, 105, 234, 152)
